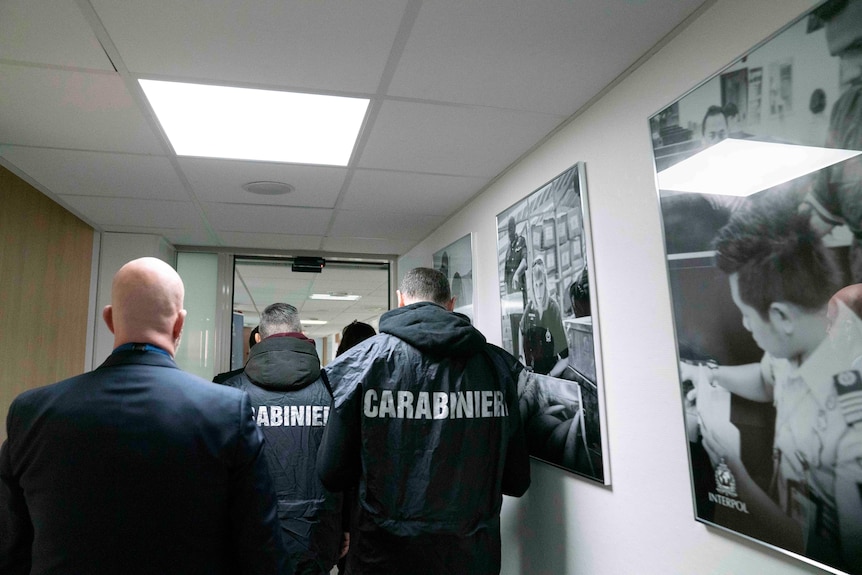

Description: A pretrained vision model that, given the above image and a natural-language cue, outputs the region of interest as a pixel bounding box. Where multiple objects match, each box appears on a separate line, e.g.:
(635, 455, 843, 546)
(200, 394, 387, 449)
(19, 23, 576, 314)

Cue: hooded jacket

(317, 302, 530, 575)
(222, 334, 342, 572)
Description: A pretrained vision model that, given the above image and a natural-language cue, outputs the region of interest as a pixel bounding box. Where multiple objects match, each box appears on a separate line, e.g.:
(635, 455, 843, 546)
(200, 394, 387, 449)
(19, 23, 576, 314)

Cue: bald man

(0, 258, 291, 575)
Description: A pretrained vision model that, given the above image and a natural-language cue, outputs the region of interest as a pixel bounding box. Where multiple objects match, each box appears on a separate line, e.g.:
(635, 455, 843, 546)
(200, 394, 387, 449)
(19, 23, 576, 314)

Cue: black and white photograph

(432, 233, 474, 323)
(650, 1, 862, 573)
(496, 163, 610, 484)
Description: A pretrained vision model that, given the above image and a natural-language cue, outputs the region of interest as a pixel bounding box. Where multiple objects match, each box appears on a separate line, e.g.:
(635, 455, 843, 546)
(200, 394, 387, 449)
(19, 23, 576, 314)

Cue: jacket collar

(99, 347, 179, 370)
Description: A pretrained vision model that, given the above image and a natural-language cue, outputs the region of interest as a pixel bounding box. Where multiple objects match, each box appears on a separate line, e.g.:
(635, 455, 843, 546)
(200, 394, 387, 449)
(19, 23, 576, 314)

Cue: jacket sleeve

(317, 362, 362, 491)
(316, 398, 361, 492)
(0, 402, 34, 575)
(228, 391, 294, 575)
(502, 366, 531, 497)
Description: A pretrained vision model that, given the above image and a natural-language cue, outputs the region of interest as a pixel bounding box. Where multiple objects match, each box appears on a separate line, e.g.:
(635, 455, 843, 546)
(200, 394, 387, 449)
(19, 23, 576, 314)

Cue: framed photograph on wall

(495, 162, 610, 484)
(432, 233, 475, 323)
(649, 1, 862, 573)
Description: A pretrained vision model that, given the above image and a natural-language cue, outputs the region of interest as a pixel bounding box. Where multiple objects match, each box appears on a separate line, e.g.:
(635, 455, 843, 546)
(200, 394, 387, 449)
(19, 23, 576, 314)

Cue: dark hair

(336, 321, 376, 356)
(400, 267, 451, 306)
(701, 105, 727, 135)
(723, 102, 739, 119)
(259, 303, 301, 338)
(713, 197, 843, 317)
(809, 88, 827, 114)
(248, 325, 260, 348)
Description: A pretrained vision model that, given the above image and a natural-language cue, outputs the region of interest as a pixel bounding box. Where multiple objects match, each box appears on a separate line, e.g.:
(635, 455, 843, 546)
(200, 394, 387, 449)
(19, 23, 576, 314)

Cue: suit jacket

(0, 348, 291, 575)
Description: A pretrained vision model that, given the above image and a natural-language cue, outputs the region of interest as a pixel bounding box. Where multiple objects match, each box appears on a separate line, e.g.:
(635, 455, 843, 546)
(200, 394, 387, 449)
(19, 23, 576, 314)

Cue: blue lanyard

(113, 343, 171, 358)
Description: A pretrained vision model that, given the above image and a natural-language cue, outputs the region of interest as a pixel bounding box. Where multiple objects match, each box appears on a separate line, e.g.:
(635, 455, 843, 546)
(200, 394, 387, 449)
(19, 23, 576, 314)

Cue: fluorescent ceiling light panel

(301, 319, 328, 325)
(139, 79, 369, 166)
(310, 293, 361, 301)
(657, 138, 860, 197)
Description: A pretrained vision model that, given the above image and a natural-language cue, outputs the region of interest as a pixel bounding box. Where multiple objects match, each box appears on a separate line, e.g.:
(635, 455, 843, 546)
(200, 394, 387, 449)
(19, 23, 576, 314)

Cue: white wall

(399, 0, 829, 573)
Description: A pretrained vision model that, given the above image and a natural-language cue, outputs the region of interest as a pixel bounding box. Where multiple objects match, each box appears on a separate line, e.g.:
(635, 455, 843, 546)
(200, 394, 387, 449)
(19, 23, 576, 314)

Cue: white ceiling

(0, 0, 706, 338)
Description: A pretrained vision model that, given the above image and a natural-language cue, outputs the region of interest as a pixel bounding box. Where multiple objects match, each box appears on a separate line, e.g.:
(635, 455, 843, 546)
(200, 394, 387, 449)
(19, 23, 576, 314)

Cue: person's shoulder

(328, 334, 391, 367)
(218, 370, 248, 389)
(157, 368, 247, 405)
(480, 342, 523, 376)
(13, 370, 90, 403)
(213, 367, 244, 384)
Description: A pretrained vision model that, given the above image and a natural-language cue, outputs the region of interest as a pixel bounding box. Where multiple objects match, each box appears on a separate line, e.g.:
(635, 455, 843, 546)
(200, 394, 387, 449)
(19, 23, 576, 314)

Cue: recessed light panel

(139, 79, 369, 166)
(310, 293, 361, 301)
(657, 138, 861, 197)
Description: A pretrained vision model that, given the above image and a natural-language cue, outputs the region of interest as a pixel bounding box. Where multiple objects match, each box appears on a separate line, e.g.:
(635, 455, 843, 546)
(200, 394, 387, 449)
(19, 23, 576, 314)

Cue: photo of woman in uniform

(496, 163, 609, 484)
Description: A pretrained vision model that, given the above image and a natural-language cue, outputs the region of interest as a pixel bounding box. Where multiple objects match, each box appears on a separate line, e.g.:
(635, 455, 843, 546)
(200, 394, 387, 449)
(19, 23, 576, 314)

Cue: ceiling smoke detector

(241, 181, 295, 195)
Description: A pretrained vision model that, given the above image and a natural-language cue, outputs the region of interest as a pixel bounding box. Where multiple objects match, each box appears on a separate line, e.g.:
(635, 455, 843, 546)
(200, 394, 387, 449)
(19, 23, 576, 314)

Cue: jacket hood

(379, 301, 486, 357)
(244, 334, 321, 390)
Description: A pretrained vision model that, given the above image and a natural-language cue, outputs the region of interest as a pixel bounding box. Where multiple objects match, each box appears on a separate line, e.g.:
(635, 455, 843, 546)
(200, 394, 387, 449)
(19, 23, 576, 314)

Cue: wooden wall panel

(0, 166, 93, 441)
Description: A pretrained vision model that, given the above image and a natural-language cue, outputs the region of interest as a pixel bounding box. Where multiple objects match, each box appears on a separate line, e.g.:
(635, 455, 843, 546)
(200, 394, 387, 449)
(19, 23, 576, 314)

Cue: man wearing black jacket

(318, 267, 531, 575)
(222, 303, 344, 575)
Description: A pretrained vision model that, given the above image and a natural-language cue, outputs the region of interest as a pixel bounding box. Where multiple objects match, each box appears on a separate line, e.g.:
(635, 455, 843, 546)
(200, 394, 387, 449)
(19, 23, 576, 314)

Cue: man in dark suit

(0, 257, 291, 575)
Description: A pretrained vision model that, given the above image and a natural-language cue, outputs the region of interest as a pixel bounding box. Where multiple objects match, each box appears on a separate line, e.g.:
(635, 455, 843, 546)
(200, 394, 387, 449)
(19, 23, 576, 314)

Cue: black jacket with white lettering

(317, 302, 530, 575)
(222, 334, 343, 572)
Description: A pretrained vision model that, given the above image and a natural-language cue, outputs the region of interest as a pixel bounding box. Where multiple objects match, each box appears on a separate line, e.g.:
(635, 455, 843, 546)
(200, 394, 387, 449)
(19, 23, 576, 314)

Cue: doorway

(229, 256, 390, 368)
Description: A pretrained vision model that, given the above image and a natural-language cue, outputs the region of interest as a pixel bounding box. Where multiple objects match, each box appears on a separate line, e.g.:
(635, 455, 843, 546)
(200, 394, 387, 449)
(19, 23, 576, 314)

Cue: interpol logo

(715, 459, 737, 498)
(708, 459, 749, 513)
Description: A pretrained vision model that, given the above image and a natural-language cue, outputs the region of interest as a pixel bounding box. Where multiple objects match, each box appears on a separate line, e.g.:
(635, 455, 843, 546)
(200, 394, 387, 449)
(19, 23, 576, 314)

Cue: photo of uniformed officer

(652, 2, 862, 572)
(433, 234, 474, 323)
(496, 163, 608, 483)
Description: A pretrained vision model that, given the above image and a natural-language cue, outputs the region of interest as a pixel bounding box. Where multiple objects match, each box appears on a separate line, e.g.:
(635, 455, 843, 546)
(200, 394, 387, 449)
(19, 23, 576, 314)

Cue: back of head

(108, 257, 185, 351)
(713, 196, 843, 317)
(259, 303, 302, 338)
(336, 320, 376, 356)
(723, 101, 739, 120)
(701, 104, 727, 135)
(400, 267, 451, 306)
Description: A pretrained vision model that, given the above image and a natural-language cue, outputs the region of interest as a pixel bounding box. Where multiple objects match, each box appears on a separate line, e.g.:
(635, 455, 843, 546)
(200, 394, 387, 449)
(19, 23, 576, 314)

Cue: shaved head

(103, 257, 187, 355)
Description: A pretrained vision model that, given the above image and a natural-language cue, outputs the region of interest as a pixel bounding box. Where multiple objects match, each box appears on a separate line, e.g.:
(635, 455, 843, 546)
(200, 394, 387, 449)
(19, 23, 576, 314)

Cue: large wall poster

(496, 162, 610, 484)
(432, 233, 474, 323)
(649, 1, 862, 573)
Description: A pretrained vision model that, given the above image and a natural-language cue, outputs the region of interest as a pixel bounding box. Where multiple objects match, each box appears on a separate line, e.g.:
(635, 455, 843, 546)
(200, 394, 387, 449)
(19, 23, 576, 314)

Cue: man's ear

(768, 302, 795, 335)
(173, 309, 187, 342)
(397, 290, 407, 308)
(102, 305, 115, 334)
(444, 297, 456, 312)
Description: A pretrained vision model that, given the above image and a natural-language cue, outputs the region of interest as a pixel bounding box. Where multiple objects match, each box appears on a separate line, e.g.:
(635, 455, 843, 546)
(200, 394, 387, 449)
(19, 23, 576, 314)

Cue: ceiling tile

(179, 158, 347, 208)
(329, 209, 445, 241)
(321, 237, 416, 255)
(0, 64, 164, 154)
(60, 196, 201, 228)
(106, 225, 217, 247)
(90, 0, 409, 93)
(217, 232, 323, 251)
(357, 100, 565, 177)
(343, 169, 486, 215)
(203, 202, 332, 235)
(0, 147, 186, 201)
(0, 0, 114, 70)
(391, 0, 706, 114)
